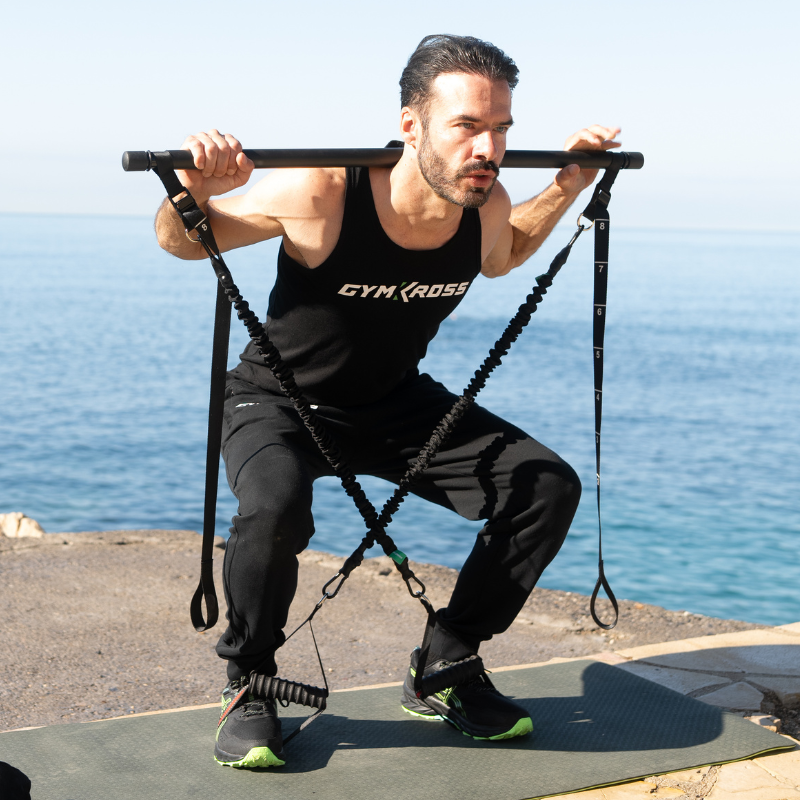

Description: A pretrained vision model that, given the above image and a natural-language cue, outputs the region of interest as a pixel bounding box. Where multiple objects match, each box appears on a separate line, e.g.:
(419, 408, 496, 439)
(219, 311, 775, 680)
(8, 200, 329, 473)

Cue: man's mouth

(466, 174, 494, 186)
(458, 161, 500, 178)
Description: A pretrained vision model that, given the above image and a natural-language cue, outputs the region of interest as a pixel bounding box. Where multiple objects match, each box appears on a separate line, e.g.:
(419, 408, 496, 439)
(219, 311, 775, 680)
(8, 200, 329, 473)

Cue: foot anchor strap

(246, 614, 331, 745)
(247, 673, 329, 745)
(416, 655, 485, 700)
(248, 674, 328, 710)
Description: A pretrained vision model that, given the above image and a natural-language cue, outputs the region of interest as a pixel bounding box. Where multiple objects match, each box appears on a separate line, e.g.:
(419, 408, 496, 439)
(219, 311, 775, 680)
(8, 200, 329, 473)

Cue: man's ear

(400, 106, 423, 151)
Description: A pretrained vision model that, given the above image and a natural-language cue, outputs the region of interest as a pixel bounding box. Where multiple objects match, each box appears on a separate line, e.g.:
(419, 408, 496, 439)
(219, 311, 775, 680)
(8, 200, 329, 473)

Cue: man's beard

(417, 131, 499, 209)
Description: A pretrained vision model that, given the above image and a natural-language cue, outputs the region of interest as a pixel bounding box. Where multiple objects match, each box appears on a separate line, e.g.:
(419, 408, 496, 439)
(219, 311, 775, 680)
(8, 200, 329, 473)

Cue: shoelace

(241, 700, 274, 717)
(222, 678, 273, 717)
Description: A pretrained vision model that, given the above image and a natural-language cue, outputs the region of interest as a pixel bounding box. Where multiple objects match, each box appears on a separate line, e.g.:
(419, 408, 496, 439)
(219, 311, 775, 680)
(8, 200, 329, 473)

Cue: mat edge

(523, 741, 798, 800)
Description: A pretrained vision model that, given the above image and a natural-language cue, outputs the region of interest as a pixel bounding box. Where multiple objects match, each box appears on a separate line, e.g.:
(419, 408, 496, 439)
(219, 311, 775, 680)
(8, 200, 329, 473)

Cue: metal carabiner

(404, 573, 428, 599)
(319, 571, 348, 604)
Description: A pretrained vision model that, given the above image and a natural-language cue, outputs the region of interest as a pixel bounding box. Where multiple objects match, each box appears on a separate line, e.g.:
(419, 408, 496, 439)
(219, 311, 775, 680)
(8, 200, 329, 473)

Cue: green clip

(390, 550, 407, 565)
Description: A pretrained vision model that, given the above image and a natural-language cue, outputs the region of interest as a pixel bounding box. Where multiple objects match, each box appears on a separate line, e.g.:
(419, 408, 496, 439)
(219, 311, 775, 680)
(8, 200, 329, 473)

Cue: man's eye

(460, 122, 473, 129)
(495, 126, 508, 133)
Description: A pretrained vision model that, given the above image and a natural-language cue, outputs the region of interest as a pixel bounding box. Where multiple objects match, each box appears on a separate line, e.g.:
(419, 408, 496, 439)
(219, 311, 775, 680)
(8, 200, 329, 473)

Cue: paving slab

(778, 622, 800, 635)
(753, 743, 800, 787)
(617, 629, 800, 678)
(706, 758, 800, 798)
(615, 638, 705, 660)
(750, 677, 800, 708)
(698, 682, 765, 712)
(561, 783, 684, 798)
(614, 661, 730, 695)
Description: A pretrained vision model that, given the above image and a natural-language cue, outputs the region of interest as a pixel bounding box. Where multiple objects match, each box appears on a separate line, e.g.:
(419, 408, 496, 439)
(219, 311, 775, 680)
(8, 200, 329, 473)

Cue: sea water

(1, 214, 798, 626)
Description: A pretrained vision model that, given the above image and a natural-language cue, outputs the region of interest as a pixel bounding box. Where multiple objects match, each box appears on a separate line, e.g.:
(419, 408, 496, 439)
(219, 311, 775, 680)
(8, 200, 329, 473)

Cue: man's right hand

(178, 129, 255, 202)
(156, 132, 345, 264)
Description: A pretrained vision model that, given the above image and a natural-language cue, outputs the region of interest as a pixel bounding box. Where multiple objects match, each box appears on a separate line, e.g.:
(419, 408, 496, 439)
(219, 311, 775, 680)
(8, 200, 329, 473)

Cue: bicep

(206, 167, 345, 258)
(207, 178, 286, 253)
(480, 185, 515, 278)
(481, 220, 515, 278)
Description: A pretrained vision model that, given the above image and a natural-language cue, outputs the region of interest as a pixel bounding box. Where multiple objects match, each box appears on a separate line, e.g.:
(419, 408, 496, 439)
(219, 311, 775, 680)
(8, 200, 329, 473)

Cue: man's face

(416, 72, 513, 208)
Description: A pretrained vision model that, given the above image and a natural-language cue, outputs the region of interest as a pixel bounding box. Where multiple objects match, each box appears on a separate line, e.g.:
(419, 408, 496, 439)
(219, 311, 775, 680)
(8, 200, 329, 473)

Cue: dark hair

(400, 34, 519, 114)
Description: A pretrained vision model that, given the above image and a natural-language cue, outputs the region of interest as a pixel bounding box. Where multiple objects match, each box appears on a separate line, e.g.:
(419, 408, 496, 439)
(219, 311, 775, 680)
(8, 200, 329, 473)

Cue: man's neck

(369, 150, 464, 251)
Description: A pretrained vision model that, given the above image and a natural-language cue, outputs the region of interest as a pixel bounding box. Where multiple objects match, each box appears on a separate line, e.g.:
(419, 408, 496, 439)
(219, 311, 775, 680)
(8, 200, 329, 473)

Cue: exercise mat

(1, 660, 792, 800)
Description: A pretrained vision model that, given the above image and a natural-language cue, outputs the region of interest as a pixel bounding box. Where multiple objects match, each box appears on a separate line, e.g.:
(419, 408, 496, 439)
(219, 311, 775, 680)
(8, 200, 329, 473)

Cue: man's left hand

(555, 125, 622, 195)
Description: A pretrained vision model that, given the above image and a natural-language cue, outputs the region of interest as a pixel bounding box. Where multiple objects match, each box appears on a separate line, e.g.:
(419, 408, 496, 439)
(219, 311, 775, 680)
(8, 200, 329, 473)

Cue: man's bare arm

(154, 129, 266, 260)
(153, 130, 346, 266)
(481, 125, 621, 278)
(155, 191, 286, 261)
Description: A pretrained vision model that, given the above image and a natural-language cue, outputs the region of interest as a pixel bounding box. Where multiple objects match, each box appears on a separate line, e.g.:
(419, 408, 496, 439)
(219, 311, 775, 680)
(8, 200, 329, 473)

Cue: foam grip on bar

(419, 655, 484, 699)
(248, 673, 329, 710)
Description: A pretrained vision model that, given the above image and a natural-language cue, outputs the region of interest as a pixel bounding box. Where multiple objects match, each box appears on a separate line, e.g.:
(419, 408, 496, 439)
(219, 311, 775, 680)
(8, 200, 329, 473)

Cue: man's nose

(472, 130, 499, 162)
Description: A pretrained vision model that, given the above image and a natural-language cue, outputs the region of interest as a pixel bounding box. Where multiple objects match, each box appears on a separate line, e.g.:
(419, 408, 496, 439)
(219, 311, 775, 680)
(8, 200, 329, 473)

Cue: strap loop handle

(582, 167, 620, 631)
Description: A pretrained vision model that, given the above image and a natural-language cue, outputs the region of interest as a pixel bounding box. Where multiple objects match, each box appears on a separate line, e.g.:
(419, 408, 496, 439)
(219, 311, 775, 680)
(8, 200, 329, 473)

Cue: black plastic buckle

(596, 188, 611, 207)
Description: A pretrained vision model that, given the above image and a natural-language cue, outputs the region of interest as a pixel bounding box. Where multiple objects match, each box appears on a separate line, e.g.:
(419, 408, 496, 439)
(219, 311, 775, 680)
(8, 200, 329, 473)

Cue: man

(156, 34, 621, 768)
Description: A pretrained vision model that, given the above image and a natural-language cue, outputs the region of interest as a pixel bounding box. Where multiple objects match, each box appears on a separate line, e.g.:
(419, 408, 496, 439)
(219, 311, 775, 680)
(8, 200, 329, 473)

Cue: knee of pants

(230, 446, 315, 556)
(548, 459, 582, 523)
(500, 456, 582, 542)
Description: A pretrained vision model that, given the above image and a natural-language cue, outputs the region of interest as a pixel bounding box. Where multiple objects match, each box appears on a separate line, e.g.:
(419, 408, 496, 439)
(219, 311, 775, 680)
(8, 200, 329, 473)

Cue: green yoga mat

(1, 660, 792, 800)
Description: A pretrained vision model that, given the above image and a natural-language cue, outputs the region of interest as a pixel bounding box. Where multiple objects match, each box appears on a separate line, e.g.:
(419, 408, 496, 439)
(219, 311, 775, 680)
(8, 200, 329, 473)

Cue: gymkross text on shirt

(337, 281, 471, 302)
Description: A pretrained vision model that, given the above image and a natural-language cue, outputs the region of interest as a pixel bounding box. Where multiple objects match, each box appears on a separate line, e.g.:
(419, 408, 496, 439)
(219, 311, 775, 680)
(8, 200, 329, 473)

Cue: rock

(746, 713, 782, 733)
(0, 513, 45, 538)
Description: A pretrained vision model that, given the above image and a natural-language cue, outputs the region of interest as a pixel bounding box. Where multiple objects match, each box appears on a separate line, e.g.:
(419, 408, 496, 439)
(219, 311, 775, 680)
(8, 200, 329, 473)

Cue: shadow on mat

(278, 662, 732, 773)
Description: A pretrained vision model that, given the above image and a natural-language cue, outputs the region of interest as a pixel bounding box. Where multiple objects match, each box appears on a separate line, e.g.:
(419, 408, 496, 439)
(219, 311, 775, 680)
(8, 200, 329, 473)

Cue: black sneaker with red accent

(214, 677, 286, 768)
(401, 648, 533, 740)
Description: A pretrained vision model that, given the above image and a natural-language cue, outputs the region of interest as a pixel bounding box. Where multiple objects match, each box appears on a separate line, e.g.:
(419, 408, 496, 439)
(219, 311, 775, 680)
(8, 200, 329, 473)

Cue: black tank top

(229, 166, 482, 406)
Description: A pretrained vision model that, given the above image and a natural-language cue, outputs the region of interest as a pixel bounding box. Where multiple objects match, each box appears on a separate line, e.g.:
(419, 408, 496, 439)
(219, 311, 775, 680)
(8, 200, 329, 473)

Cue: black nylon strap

(188, 280, 229, 631)
(151, 152, 221, 254)
(582, 169, 620, 630)
(151, 154, 224, 631)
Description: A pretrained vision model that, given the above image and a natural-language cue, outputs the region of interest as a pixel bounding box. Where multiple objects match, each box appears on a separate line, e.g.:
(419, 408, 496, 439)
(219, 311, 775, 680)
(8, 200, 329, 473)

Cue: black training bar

(122, 148, 644, 172)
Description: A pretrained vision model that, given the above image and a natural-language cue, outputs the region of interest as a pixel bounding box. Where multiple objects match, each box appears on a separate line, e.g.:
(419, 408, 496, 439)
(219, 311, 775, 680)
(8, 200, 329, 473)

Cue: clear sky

(2, 0, 797, 229)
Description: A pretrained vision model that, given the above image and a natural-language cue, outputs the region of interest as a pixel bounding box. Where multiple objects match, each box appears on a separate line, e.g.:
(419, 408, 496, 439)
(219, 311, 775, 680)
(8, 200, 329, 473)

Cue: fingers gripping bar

(121, 148, 644, 172)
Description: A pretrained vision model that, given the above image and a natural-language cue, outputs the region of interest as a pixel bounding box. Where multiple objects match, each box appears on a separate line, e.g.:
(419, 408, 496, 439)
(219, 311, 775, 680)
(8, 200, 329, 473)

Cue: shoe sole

(214, 745, 286, 768)
(470, 716, 534, 741)
(402, 699, 533, 740)
(400, 702, 445, 721)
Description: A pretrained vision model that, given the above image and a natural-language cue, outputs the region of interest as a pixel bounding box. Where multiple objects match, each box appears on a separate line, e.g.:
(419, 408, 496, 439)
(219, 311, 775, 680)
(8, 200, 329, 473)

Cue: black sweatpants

(217, 372, 581, 680)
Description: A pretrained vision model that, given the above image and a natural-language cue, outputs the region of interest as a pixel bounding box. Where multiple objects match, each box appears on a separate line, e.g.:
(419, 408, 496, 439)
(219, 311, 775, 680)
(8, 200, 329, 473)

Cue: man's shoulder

(479, 181, 512, 229)
(248, 167, 347, 219)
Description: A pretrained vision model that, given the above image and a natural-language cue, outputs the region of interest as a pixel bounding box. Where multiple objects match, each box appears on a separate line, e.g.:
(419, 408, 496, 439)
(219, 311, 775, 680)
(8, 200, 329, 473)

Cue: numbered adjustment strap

(581, 169, 620, 630)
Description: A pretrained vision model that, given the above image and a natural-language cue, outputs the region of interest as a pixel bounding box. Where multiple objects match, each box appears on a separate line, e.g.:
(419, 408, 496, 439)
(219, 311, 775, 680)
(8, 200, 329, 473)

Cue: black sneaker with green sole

(401, 648, 533, 740)
(214, 677, 286, 768)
